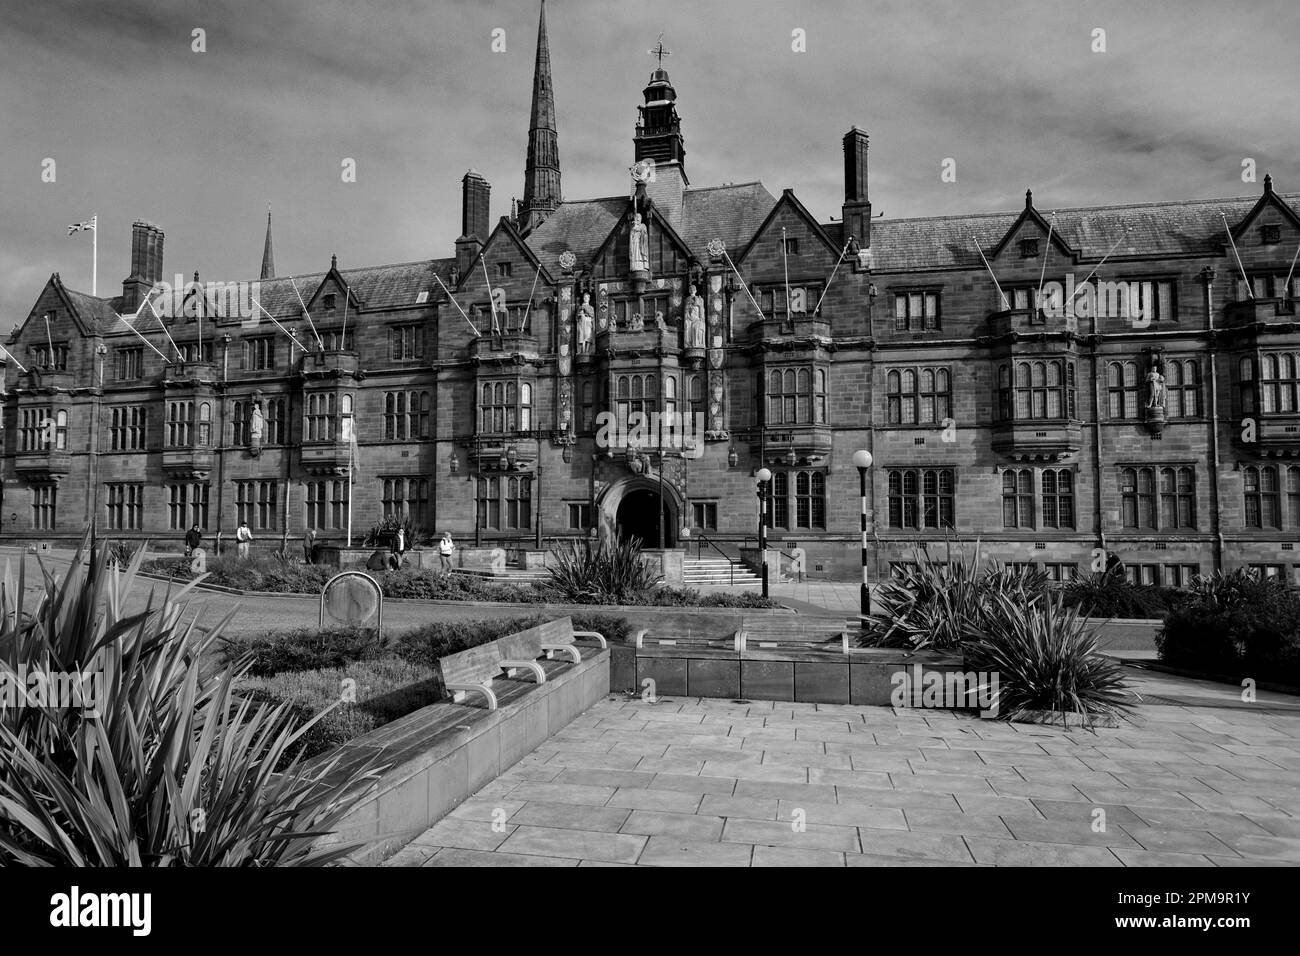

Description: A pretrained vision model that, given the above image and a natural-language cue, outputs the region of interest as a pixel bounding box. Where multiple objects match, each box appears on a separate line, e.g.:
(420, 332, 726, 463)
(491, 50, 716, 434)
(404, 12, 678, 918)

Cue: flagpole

(92, 215, 98, 296)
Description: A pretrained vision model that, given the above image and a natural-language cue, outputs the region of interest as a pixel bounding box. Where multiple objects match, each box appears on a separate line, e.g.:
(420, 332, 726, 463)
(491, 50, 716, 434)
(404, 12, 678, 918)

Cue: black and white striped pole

(756, 467, 772, 598)
(852, 449, 874, 625)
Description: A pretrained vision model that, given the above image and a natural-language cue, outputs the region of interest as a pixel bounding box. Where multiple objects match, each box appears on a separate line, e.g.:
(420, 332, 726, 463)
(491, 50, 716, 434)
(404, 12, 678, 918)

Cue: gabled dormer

(734, 190, 843, 327)
(302, 255, 364, 318)
(588, 200, 692, 280)
(1227, 175, 1300, 244)
(990, 190, 1078, 263)
(460, 217, 554, 346)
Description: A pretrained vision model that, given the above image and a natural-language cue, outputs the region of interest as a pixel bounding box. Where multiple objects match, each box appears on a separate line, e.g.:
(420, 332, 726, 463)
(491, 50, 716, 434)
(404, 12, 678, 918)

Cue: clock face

(631, 160, 655, 183)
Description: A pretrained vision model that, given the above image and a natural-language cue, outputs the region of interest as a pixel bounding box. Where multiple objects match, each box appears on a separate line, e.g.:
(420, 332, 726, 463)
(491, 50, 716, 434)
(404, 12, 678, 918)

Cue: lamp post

(756, 466, 772, 598)
(852, 449, 874, 624)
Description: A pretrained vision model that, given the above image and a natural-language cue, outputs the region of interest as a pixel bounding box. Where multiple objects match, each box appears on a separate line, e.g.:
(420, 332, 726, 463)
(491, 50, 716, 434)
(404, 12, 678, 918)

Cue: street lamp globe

(852, 449, 873, 470)
(756, 467, 772, 483)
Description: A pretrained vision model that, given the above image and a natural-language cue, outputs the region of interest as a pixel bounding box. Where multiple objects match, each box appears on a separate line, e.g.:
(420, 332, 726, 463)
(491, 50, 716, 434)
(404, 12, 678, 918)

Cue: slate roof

(523, 196, 628, 275)
(677, 182, 777, 258)
(867, 194, 1300, 272)
(522, 181, 777, 271)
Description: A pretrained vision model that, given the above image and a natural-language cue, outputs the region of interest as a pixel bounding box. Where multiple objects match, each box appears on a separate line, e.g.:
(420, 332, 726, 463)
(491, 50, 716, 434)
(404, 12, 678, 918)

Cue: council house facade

(5, 2, 1300, 585)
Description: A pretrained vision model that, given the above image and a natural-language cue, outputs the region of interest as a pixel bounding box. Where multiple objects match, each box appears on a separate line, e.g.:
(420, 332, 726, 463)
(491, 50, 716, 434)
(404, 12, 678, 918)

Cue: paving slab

(497, 825, 648, 864)
(391, 670, 1300, 867)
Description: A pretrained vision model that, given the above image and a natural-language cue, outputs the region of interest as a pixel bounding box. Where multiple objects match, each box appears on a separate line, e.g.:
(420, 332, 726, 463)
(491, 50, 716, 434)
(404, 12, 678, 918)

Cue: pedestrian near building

(788, 542, 806, 583)
(184, 523, 202, 557)
(439, 532, 455, 570)
(303, 529, 317, 565)
(236, 520, 253, 560)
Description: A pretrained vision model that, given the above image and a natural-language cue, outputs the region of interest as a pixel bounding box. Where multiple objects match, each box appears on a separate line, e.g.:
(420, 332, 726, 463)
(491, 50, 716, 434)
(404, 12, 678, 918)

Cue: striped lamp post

(852, 449, 874, 624)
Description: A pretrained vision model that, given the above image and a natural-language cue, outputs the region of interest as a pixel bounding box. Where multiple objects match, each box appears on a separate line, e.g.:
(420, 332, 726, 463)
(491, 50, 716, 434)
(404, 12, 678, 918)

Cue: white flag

(67, 216, 96, 236)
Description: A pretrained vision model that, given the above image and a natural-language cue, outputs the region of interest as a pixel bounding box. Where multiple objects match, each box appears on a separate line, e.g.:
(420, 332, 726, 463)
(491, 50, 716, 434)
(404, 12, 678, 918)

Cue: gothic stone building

(6, 4, 1300, 585)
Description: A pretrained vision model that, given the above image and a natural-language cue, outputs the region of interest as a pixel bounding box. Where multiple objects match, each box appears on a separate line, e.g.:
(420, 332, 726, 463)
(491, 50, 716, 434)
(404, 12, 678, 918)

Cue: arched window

(520, 382, 532, 431)
(197, 402, 211, 446)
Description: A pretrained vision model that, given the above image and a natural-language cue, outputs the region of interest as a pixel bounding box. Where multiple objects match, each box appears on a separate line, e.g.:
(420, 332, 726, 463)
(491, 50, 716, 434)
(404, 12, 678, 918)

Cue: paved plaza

(387, 670, 1300, 867)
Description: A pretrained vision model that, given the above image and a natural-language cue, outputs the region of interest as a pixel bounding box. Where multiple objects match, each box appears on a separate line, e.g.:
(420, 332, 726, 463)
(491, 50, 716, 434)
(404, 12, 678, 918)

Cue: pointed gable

(990, 189, 1078, 261)
(735, 189, 841, 268)
(302, 258, 363, 316)
(1228, 175, 1300, 241)
(588, 201, 692, 279)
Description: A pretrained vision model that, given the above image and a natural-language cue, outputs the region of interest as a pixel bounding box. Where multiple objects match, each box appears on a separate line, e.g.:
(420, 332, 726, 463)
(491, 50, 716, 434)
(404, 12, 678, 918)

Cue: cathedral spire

(260, 205, 276, 280)
(519, 0, 561, 234)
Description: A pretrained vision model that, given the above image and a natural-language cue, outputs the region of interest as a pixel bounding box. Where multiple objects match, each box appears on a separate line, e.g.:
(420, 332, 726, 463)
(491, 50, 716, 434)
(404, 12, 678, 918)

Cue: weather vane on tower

(648, 33, 671, 65)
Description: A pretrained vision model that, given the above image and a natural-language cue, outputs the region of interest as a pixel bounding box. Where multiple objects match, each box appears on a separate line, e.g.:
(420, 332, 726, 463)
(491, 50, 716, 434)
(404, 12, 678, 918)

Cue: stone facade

(4, 7, 1300, 585)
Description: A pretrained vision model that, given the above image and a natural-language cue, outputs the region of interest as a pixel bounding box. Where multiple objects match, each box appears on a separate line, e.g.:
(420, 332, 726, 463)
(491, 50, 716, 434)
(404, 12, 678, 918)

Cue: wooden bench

(633, 628, 740, 652)
(437, 617, 606, 710)
(737, 618, 851, 653)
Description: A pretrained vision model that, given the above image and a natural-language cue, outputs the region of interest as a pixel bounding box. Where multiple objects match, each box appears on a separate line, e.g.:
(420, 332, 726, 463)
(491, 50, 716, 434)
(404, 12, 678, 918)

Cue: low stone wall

(1083, 617, 1161, 651)
(313, 646, 610, 865)
(612, 645, 969, 706)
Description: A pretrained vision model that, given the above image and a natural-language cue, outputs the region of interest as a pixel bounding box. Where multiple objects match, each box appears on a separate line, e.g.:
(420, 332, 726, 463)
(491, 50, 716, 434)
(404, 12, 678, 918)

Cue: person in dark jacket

(184, 524, 202, 557)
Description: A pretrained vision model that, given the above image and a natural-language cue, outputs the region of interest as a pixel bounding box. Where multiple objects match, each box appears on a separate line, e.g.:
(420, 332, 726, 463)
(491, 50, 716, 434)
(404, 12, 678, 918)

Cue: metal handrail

(692, 533, 738, 585)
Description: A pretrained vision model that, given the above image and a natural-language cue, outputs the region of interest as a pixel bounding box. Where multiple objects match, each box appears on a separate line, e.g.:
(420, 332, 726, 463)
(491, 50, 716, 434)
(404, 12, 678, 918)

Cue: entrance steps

(683, 556, 762, 588)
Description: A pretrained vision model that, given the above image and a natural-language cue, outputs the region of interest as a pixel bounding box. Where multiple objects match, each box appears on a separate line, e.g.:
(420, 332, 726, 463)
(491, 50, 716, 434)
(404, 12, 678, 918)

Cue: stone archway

(597, 476, 682, 549)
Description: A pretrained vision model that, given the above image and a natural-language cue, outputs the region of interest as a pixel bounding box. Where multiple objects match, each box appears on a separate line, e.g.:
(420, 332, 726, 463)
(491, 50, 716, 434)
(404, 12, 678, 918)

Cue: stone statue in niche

(629, 312, 644, 333)
(249, 397, 266, 446)
(577, 293, 594, 352)
(629, 213, 650, 273)
(684, 284, 706, 348)
(655, 310, 667, 332)
(1146, 361, 1166, 409)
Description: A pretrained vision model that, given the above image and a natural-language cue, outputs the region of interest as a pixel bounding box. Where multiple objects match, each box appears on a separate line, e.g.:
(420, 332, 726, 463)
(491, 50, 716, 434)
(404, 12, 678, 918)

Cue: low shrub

(224, 626, 390, 677)
(965, 592, 1137, 726)
(391, 615, 551, 670)
(1062, 572, 1187, 619)
(1158, 570, 1300, 683)
(241, 659, 442, 762)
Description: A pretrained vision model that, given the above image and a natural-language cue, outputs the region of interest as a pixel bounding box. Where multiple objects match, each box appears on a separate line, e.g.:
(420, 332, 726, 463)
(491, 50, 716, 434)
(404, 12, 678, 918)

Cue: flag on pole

(67, 217, 96, 236)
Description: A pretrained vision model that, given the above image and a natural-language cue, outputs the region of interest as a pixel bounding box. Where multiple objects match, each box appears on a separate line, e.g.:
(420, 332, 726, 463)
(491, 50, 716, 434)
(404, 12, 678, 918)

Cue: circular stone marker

(320, 571, 382, 630)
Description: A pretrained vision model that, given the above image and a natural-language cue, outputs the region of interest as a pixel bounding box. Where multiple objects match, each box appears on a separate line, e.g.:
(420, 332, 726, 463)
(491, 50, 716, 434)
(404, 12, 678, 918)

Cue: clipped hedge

(143, 555, 780, 608)
(1158, 571, 1300, 684)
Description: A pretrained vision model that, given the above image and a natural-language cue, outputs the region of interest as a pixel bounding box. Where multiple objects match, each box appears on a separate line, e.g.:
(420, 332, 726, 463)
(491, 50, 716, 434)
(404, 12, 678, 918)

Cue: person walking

(184, 523, 202, 557)
(302, 529, 317, 565)
(438, 532, 455, 570)
(236, 520, 253, 560)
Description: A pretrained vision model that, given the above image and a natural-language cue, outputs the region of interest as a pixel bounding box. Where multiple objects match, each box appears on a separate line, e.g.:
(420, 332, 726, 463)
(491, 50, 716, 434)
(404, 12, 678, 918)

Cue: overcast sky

(3, 0, 1298, 320)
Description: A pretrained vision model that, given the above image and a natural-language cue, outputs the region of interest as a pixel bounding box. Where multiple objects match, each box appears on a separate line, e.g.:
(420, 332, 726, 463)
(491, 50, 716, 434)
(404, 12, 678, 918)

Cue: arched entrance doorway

(599, 476, 680, 549)
(616, 488, 675, 548)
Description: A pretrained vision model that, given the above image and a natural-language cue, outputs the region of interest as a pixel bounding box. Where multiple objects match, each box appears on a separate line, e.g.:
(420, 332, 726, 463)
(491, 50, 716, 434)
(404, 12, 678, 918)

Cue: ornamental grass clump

(546, 536, 662, 604)
(0, 534, 380, 866)
(862, 541, 1048, 650)
(963, 592, 1137, 726)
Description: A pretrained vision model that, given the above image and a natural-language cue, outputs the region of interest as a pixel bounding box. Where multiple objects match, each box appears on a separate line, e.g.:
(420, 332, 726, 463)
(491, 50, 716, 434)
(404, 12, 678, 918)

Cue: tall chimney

(456, 170, 491, 280)
(147, 224, 164, 285)
(121, 220, 154, 312)
(841, 127, 872, 248)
